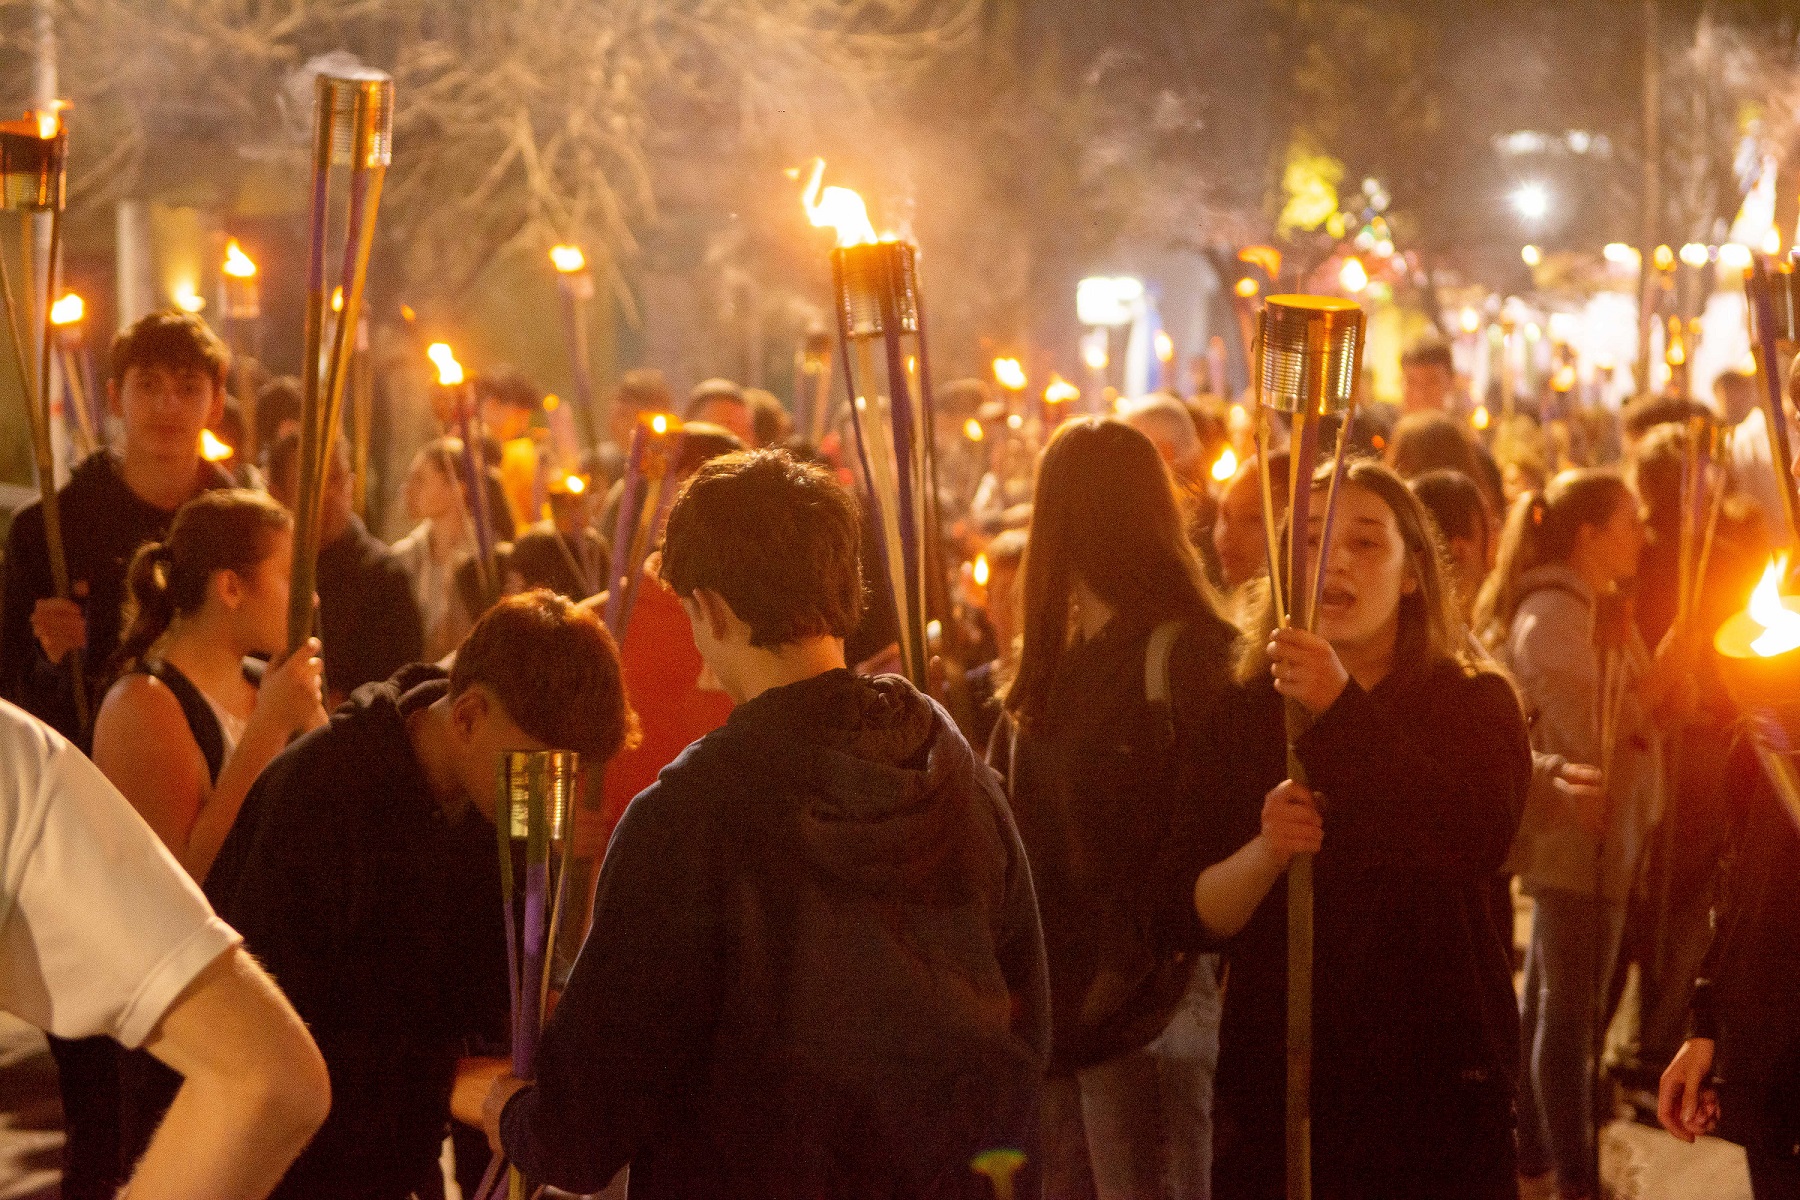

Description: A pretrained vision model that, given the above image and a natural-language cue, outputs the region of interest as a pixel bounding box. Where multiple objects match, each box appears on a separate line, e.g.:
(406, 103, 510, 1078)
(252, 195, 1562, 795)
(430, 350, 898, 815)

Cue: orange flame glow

(993, 358, 1026, 390)
(972, 554, 990, 587)
(963, 418, 984, 442)
(49, 293, 83, 326)
(1747, 555, 1800, 658)
(1044, 375, 1080, 406)
(427, 343, 464, 386)
(200, 429, 233, 462)
(1211, 446, 1239, 482)
(800, 158, 877, 249)
(223, 239, 256, 279)
(550, 244, 586, 274)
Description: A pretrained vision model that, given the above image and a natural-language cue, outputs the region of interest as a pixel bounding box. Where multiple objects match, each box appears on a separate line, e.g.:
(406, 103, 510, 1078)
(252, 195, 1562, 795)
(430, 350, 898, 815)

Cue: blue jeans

(1045, 956, 1221, 1200)
(1518, 888, 1626, 1196)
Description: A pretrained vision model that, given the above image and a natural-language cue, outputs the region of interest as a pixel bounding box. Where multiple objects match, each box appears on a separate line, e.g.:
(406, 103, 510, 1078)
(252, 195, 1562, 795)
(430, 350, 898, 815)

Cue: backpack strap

(1145, 620, 1184, 745)
(142, 660, 227, 785)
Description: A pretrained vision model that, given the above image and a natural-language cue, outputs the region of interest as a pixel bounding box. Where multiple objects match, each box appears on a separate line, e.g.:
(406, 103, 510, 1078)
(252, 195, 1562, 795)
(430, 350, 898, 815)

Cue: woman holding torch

(1195, 459, 1530, 1199)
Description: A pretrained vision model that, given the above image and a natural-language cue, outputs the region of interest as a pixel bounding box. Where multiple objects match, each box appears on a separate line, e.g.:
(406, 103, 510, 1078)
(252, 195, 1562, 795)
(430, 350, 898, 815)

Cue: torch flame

(223, 239, 256, 278)
(49, 293, 83, 326)
(800, 158, 877, 249)
(1044, 375, 1080, 405)
(993, 358, 1026, 390)
(972, 554, 990, 587)
(171, 282, 205, 314)
(34, 102, 65, 140)
(550, 244, 586, 274)
(199, 429, 233, 462)
(1234, 278, 1260, 299)
(1472, 404, 1491, 431)
(649, 413, 676, 436)
(427, 342, 464, 386)
(1211, 446, 1239, 482)
(560, 473, 587, 495)
(1154, 330, 1175, 363)
(963, 418, 984, 442)
(331, 286, 344, 313)
(1747, 555, 1800, 658)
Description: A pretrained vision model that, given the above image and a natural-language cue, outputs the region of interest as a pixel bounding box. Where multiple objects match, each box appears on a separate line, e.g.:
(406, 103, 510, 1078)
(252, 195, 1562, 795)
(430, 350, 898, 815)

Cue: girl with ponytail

(93, 489, 326, 884)
(1475, 468, 1667, 1200)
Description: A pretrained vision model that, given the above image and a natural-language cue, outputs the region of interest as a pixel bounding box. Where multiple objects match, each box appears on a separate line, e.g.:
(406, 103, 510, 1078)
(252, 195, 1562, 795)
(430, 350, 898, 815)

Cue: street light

(1510, 181, 1550, 223)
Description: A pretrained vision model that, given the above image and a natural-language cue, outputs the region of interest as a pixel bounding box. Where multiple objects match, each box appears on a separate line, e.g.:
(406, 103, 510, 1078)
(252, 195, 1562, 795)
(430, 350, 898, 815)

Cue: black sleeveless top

(139, 660, 228, 784)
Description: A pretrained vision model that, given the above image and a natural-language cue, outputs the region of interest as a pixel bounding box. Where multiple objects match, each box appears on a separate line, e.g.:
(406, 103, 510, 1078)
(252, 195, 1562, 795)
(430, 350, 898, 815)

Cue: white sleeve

(0, 711, 241, 1048)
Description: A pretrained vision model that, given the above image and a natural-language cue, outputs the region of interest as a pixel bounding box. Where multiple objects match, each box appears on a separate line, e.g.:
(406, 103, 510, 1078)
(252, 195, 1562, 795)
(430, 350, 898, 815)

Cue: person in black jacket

(1195, 459, 1531, 1200)
(470, 449, 1050, 1200)
(1, 311, 233, 749)
(267, 432, 423, 704)
(994, 417, 1237, 1200)
(1659, 723, 1800, 1199)
(196, 591, 634, 1199)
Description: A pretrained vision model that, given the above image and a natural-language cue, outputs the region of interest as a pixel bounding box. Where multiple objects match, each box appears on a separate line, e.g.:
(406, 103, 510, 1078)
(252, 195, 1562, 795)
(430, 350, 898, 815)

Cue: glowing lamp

(200, 429, 234, 462)
(992, 357, 1026, 391)
(221, 239, 261, 320)
(427, 342, 464, 386)
(49, 293, 83, 326)
(972, 554, 990, 587)
(1472, 404, 1490, 431)
(549, 244, 586, 274)
(1211, 445, 1239, 482)
(963, 417, 984, 442)
(1679, 242, 1710, 268)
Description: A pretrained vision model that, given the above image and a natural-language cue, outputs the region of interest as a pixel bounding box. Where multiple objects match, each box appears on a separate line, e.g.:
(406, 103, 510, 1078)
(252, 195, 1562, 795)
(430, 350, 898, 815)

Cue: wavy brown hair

(1003, 417, 1235, 730)
(1235, 458, 1482, 686)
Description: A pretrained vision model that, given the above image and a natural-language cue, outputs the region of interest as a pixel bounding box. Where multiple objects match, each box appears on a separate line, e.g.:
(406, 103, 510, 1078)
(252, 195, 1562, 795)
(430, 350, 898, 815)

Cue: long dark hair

(1472, 467, 1632, 646)
(1236, 458, 1481, 686)
(113, 489, 292, 678)
(1003, 417, 1233, 729)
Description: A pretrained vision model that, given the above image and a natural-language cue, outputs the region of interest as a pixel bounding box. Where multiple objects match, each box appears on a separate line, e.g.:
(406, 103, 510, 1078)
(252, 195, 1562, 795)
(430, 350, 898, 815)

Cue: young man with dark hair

(475, 449, 1049, 1199)
(196, 590, 635, 1200)
(267, 431, 423, 706)
(1, 311, 234, 744)
(1400, 336, 1457, 414)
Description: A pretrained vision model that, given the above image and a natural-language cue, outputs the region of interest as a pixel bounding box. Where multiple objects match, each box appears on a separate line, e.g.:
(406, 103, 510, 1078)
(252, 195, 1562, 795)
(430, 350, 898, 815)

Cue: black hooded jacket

(500, 668, 1050, 1199)
(0, 452, 230, 743)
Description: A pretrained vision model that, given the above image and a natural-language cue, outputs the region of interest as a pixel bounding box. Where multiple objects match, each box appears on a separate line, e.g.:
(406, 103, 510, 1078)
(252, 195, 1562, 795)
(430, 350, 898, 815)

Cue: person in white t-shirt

(0, 697, 329, 1199)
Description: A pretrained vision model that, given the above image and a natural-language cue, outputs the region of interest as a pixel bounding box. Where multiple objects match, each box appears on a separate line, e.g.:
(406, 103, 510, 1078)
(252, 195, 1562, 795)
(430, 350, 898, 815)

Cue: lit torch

(49, 291, 97, 458)
(602, 412, 684, 642)
(1744, 256, 1800, 546)
(220, 238, 262, 461)
(1253, 293, 1366, 1200)
(0, 103, 84, 728)
(549, 243, 601, 459)
(803, 158, 950, 689)
(429, 343, 499, 604)
(1715, 555, 1800, 833)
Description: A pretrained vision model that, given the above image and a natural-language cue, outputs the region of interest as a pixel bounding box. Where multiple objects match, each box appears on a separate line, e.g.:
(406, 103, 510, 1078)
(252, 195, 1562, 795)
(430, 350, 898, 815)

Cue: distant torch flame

(1044, 375, 1079, 405)
(1339, 257, 1369, 292)
(1211, 446, 1239, 482)
(427, 343, 464, 386)
(972, 554, 990, 587)
(34, 105, 61, 140)
(649, 413, 673, 435)
(330, 286, 344, 314)
(171, 283, 205, 314)
(963, 418, 984, 442)
(993, 357, 1026, 390)
(562, 474, 586, 495)
(1747, 555, 1800, 658)
(1154, 330, 1175, 363)
(550, 244, 586, 274)
(223, 239, 256, 278)
(800, 158, 877, 249)
(1234, 278, 1260, 298)
(200, 429, 233, 462)
(1472, 404, 1491, 431)
(49, 293, 83, 326)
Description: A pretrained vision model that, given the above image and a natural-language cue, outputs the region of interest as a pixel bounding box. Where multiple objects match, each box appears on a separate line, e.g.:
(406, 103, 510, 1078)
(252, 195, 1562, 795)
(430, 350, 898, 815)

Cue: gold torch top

(0, 105, 67, 212)
(316, 67, 394, 170)
(1256, 294, 1365, 417)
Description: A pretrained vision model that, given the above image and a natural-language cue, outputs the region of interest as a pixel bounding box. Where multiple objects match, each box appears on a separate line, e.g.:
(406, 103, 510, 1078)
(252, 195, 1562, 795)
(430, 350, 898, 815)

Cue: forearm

(123, 1067, 324, 1200)
(184, 721, 290, 883)
(1194, 836, 1286, 939)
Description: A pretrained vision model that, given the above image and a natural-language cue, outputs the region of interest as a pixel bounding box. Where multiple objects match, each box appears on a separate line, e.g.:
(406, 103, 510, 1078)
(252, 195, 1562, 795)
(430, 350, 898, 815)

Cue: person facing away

(1193, 460, 1531, 1200)
(473, 449, 1050, 1199)
(1, 310, 235, 745)
(267, 431, 424, 707)
(0, 696, 330, 1200)
(1472, 468, 1669, 1200)
(992, 417, 1238, 1200)
(194, 590, 635, 1200)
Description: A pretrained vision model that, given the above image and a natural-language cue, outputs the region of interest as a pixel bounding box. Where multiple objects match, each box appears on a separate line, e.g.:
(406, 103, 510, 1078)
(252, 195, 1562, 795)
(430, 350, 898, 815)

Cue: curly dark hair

(659, 449, 864, 648)
(450, 589, 638, 762)
(108, 310, 231, 389)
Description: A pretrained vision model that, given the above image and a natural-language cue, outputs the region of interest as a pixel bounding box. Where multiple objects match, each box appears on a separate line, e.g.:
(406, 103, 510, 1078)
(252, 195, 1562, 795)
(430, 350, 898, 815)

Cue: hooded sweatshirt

(0, 451, 231, 744)
(500, 668, 1050, 1199)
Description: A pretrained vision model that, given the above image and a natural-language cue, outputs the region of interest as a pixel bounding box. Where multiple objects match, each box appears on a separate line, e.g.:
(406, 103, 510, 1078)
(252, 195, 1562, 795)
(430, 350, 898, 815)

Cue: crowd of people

(0, 306, 1796, 1200)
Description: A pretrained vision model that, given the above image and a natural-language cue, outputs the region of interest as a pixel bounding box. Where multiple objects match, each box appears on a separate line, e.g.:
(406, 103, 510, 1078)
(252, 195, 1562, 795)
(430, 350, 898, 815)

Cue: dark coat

(992, 615, 1235, 1071)
(500, 668, 1050, 1200)
(1207, 662, 1531, 1198)
(0, 452, 230, 743)
(1691, 732, 1800, 1162)
(314, 515, 424, 698)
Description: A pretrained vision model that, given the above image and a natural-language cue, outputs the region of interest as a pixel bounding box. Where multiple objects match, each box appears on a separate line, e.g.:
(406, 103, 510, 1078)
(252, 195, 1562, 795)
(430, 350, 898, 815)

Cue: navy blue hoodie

(500, 668, 1050, 1198)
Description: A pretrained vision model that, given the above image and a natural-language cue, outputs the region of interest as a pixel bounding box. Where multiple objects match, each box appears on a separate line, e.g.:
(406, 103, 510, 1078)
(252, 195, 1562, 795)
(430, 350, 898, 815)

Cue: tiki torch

(602, 412, 683, 642)
(1715, 556, 1800, 835)
(1252, 293, 1366, 1200)
(476, 749, 582, 1200)
(287, 67, 393, 654)
(1, 105, 85, 729)
(549, 244, 600, 457)
(428, 342, 499, 606)
(220, 238, 262, 463)
(797, 326, 833, 445)
(1745, 257, 1800, 547)
(48, 291, 97, 460)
